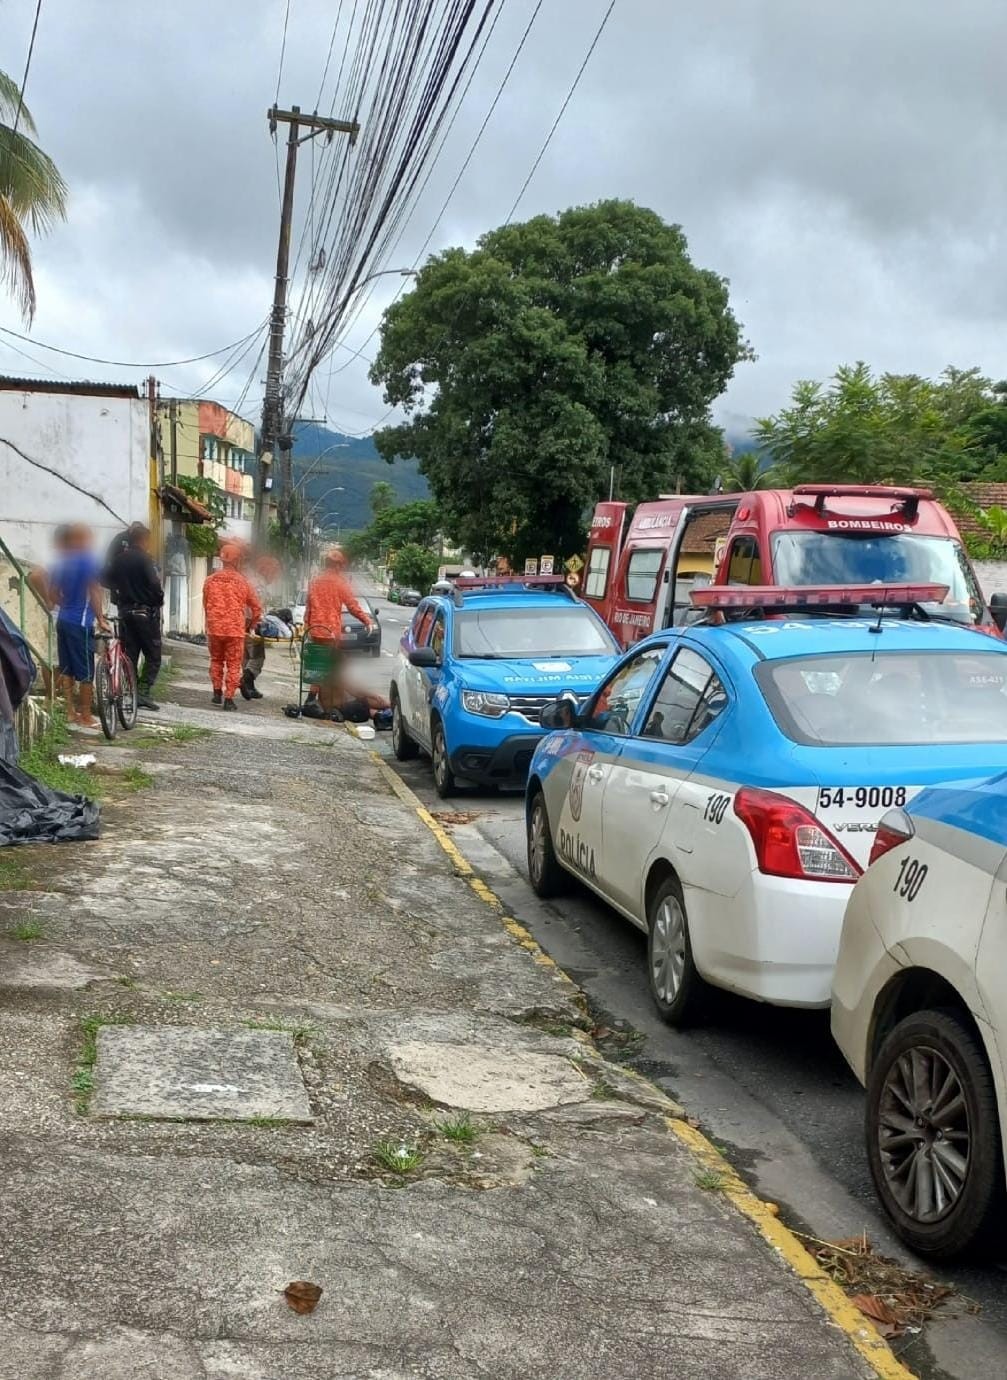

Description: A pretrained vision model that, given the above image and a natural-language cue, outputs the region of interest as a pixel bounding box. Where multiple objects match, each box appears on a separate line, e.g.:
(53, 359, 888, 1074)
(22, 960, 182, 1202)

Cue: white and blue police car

(833, 772, 1007, 1260)
(391, 577, 619, 797)
(525, 582, 1007, 1028)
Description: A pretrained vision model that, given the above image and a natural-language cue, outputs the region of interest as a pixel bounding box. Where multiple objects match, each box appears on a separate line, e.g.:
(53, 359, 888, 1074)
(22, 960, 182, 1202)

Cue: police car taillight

(868, 809, 915, 866)
(691, 583, 949, 611)
(733, 788, 861, 884)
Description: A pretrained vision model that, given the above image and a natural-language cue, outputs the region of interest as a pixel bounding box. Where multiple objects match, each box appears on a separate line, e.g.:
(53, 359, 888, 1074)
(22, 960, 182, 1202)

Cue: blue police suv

(390, 577, 619, 797)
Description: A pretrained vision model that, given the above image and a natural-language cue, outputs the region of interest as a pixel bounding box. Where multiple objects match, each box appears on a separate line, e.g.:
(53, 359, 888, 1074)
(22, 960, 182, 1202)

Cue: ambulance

(581, 485, 1000, 650)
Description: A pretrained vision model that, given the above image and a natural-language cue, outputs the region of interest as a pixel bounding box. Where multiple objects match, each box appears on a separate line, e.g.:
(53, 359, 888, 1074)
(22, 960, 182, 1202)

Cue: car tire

(866, 1008, 1004, 1261)
(370, 642, 381, 658)
(391, 693, 418, 761)
(431, 717, 457, 798)
(646, 874, 707, 1027)
(527, 791, 567, 898)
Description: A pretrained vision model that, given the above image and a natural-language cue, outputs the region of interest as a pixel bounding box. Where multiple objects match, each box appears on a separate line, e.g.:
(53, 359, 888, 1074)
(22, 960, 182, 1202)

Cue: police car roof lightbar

(451, 575, 577, 605)
(690, 583, 950, 611)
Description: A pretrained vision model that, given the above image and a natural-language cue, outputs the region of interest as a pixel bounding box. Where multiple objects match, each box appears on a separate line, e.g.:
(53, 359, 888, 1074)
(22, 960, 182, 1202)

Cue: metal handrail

(0, 531, 55, 674)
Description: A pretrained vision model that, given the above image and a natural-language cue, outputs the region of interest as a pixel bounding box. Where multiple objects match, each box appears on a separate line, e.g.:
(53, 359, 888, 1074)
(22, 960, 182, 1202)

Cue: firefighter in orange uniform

(304, 548, 374, 710)
(202, 542, 263, 710)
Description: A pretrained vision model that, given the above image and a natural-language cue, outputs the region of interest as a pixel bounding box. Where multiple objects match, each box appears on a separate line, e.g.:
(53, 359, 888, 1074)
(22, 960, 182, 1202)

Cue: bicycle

(93, 617, 138, 740)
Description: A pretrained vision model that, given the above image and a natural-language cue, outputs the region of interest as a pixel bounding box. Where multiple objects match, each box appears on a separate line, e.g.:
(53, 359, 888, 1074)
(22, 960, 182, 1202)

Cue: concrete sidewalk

(0, 640, 896, 1379)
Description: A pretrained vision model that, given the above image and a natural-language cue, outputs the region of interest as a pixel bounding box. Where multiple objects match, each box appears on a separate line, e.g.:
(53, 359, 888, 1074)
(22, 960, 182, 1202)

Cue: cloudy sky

(2, 0, 1006, 441)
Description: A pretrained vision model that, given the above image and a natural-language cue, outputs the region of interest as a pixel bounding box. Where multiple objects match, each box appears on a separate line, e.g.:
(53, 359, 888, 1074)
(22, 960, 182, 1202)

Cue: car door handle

(650, 789, 670, 807)
(587, 765, 605, 782)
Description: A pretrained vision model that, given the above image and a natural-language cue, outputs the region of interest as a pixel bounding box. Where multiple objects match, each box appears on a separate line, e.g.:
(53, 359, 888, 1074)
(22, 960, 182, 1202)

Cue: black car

(398, 588, 422, 607)
(342, 597, 382, 656)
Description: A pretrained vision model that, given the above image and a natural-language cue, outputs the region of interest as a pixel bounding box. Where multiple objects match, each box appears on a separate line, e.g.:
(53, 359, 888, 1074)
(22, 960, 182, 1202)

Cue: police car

(525, 583, 1007, 1027)
(390, 577, 620, 797)
(832, 774, 1007, 1260)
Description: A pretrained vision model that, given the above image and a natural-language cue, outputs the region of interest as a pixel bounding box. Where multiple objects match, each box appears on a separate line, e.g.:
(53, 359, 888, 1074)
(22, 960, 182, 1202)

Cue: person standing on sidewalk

(303, 548, 374, 711)
(105, 523, 163, 711)
(50, 524, 110, 728)
(240, 553, 280, 701)
(203, 542, 262, 711)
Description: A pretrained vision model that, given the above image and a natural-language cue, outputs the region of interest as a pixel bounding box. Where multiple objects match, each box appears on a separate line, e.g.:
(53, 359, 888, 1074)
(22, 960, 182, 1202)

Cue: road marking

(371, 750, 916, 1380)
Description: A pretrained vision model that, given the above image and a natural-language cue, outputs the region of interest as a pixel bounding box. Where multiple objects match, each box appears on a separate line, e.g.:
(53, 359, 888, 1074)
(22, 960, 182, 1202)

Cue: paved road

(348, 582, 1007, 1380)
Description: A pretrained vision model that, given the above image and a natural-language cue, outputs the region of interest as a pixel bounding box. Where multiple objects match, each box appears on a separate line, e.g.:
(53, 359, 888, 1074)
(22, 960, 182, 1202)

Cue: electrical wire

(275, 0, 293, 102)
(505, 0, 618, 224)
(0, 321, 268, 369)
(12, 0, 42, 134)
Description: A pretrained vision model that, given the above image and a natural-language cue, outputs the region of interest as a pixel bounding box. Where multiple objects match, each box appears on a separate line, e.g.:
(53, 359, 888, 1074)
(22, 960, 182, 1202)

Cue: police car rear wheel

(867, 1009, 1004, 1260)
(391, 694, 418, 761)
(647, 877, 706, 1027)
(431, 718, 457, 798)
(527, 792, 566, 898)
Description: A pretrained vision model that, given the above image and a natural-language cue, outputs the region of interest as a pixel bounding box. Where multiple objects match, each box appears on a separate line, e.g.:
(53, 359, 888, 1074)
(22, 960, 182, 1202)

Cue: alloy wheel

(529, 803, 547, 885)
(877, 1046, 971, 1222)
(650, 895, 686, 1005)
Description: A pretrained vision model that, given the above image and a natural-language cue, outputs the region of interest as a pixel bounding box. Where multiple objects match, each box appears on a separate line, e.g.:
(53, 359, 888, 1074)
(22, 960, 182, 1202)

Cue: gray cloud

(2, 0, 1005, 439)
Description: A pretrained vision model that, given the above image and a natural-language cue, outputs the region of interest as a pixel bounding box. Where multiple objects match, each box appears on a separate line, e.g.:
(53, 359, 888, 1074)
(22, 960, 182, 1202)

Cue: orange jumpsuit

(304, 571, 371, 642)
(203, 568, 262, 698)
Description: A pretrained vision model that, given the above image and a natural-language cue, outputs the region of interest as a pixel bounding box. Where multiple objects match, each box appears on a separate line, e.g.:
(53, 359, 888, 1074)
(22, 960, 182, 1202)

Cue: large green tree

(0, 73, 66, 321)
(371, 200, 747, 563)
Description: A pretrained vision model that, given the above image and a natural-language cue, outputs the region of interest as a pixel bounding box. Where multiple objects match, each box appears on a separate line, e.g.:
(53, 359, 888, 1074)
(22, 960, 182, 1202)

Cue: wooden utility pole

(256, 104, 359, 541)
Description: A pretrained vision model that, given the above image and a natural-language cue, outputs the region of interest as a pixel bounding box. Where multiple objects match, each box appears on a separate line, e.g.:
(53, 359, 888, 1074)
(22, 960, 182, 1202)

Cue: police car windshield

(772, 533, 981, 624)
(757, 650, 1007, 746)
(455, 606, 613, 658)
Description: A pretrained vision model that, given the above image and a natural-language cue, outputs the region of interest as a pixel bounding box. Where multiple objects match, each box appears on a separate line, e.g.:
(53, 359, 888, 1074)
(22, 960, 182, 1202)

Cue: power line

(505, 0, 618, 224)
(275, 0, 293, 103)
(0, 321, 268, 369)
(12, 0, 42, 135)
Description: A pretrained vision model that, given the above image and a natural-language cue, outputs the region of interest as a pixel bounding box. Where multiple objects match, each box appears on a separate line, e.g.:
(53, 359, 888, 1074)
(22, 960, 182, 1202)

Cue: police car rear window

(756, 650, 1007, 746)
(455, 606, 614, 658)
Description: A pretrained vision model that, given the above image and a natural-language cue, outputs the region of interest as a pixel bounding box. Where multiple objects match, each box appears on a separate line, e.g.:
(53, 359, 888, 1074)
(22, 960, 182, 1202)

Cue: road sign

(565, 553, 584, 573)
(524, 558, 538, 576)
(566, 571, 580, 588)
(540, 554, 555, 575)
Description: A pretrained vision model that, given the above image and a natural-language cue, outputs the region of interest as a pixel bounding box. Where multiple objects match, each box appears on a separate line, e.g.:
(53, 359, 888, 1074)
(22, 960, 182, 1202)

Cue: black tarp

(0, 607, 100, 846)
(0, 760, 100, 846)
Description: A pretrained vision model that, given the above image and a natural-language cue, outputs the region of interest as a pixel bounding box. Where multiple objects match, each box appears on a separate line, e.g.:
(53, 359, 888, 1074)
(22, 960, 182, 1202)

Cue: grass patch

(590, 1079, 619, 1100)
(150, 662, 176, 699)
(116, 975, 137, 988)
(166, 724, 210, 744)
(20, 708, 102, 800)
(373, 1139, 424, 1174)
(11, 920, 43, 941)
(246, 1116, 296, 1129)
(0, 855, 30, 891)
(434, 1111, 477, 1144)
(120, 765, 153, 792)
(164, 990, 202, 1003)
(694, 1169, 728, 1192)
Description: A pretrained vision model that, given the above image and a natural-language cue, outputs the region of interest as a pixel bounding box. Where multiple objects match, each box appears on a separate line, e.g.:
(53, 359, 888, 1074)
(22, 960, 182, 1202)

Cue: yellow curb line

(370, 751, 915, 1380)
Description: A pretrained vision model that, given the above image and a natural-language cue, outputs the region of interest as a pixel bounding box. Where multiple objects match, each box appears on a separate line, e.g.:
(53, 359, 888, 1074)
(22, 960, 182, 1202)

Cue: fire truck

(580, 485, 1000, 650)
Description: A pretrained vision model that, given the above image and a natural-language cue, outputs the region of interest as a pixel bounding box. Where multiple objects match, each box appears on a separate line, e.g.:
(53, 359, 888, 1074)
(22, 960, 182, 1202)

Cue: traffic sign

(524, 558, 538, 575)
(565, 553, 584, 573)
(540, 554, 555, 575)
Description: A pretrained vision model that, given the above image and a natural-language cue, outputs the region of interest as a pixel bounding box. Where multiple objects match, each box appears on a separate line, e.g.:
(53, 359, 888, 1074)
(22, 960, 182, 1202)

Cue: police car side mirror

(409, 646, 439, 668)
(541, 691, 580, 731)
(991, 593, 1007, 632)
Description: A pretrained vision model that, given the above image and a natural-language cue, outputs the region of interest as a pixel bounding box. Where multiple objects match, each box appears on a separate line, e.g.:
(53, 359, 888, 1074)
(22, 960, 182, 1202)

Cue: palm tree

(721, 449, 777, 492)
(0, 71, 67, 321)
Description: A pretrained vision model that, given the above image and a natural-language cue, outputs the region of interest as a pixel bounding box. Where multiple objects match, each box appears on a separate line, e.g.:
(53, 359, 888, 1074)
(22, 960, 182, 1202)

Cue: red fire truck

(580, 485, 1000, 650)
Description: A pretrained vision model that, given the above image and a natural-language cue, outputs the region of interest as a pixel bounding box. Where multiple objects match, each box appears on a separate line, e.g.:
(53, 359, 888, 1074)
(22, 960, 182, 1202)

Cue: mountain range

(291, 422, 428, 532)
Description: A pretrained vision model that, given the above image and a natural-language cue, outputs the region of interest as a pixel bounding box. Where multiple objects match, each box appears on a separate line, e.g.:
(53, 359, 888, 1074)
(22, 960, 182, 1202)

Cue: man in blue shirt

(50, 524, 109, 728)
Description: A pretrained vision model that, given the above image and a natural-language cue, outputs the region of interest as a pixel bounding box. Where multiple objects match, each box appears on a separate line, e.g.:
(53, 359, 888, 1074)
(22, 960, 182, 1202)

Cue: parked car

(525, 584, 1007, 1028)
(342, 596, 381, 656)
(581, 485, 1000, 651)
(398, 587, 422, 607)
(832, 772, 1007, 1260)
(390, 577, 619, 797)
(291, 590, 307, 629)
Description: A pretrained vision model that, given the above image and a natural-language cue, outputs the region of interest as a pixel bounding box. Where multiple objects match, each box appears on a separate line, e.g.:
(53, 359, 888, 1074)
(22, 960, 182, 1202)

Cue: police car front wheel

(431, 718, 458, 798)
(391, 694, 418, 761)
(647, 876, 707, 1027)
(527, 792, 567, 898)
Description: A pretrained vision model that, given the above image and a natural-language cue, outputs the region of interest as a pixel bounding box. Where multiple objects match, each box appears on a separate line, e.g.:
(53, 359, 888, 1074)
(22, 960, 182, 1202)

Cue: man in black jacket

(106, 524, 163, 711)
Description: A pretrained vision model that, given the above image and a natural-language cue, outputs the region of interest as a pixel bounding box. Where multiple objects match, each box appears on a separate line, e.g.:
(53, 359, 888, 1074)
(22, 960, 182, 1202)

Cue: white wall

(972, 561, 1007, 600)
(0, 386, 149, 565)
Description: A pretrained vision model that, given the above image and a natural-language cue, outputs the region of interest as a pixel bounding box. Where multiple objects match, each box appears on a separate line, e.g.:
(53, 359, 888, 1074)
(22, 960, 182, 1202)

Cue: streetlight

(356, 267, 417, 288)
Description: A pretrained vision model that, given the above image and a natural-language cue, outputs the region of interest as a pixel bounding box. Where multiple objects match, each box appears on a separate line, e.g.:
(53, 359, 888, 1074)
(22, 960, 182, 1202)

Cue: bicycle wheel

(116, 653, 138, 730)
(94, 658, 117, 740)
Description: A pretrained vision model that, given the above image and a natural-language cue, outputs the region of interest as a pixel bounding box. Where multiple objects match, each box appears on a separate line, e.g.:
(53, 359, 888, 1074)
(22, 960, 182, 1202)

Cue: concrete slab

(91, 1025, 314, 1122)
(0, 941, 108, 989)
(386, 1040, 590, 1112)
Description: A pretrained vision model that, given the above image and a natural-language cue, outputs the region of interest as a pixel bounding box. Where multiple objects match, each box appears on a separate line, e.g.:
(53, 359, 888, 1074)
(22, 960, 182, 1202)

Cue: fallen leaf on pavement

(796, 1232, 958, 1339)
(851, 1293, 900, 1327)
(431, 810, 481, 826)
(284, 1281, 323, 1315)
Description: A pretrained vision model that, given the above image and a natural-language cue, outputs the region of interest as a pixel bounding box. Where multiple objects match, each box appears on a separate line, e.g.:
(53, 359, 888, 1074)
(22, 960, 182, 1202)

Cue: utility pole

(168, 398, 179, 484)
(256, 104, 359, 544)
